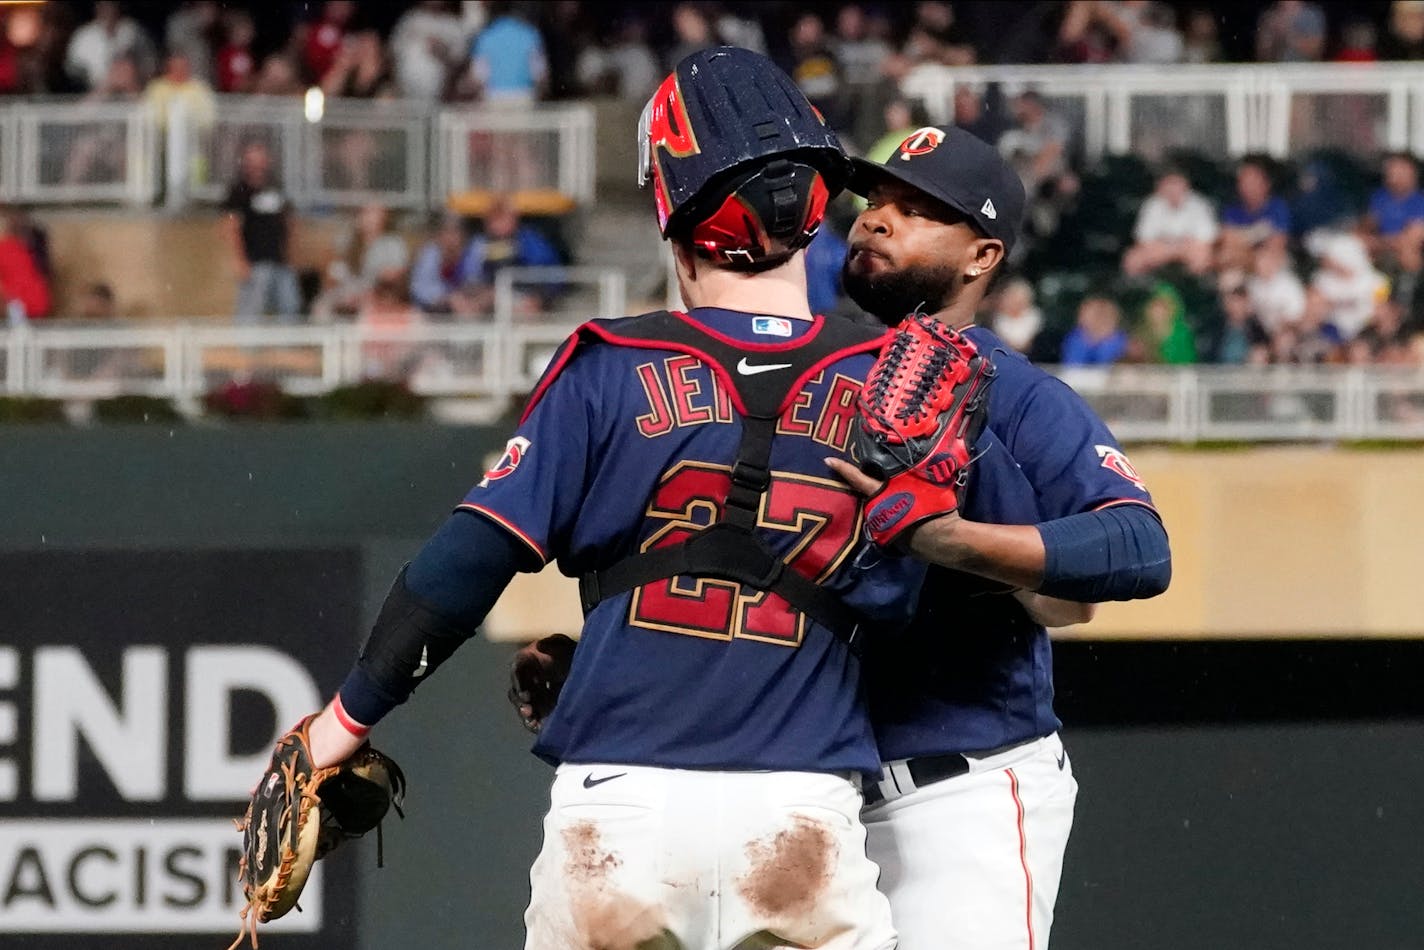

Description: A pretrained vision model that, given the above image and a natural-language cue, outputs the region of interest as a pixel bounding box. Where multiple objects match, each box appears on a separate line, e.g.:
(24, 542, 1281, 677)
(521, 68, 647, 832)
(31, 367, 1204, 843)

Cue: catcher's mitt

(853, 312, 995, 548)
(228, 714, 405, 950)
(509, 633, 577, 733)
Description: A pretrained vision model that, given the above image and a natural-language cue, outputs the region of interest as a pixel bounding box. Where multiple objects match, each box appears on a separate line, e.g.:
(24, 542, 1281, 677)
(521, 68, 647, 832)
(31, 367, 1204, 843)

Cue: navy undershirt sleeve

(405, 507, 540, 620)
(337, 509, 537, 725)
(1035, 504, 1171, 602)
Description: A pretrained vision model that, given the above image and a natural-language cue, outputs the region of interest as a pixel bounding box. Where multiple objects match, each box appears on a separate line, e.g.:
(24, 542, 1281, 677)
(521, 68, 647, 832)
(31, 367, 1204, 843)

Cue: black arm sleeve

(337, 509, 537, 725)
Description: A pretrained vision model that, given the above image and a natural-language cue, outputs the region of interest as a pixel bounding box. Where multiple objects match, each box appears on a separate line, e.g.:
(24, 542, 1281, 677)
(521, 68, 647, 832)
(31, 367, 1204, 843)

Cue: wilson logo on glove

(851, 312, 995, 548)
(867, 493, 914, 534)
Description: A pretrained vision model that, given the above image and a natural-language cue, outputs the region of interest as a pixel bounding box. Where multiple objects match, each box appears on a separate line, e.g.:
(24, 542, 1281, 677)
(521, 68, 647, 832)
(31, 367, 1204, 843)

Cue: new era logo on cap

(981, 198, 997, 219)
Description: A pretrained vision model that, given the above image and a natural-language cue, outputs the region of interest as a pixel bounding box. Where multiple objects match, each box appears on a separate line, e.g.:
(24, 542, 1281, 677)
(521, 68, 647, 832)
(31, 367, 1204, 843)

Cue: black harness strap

(576, 310, 886, 654)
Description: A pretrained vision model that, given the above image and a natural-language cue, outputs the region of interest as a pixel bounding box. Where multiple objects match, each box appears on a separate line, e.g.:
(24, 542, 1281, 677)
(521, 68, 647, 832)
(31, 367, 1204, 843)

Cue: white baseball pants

(863, 733, 1077, 950)
(525, 763, 897, 950)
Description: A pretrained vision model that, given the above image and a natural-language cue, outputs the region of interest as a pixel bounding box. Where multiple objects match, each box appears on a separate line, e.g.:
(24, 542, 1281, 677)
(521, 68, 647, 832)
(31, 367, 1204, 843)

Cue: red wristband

(332, 695, 372, 738)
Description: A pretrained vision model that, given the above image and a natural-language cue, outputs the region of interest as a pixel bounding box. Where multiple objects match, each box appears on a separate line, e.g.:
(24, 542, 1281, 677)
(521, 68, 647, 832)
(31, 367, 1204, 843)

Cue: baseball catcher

(227, 714, 405, 950)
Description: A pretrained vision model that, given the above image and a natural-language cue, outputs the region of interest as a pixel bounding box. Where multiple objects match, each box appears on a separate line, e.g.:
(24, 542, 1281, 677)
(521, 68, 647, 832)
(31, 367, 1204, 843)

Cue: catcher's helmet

(638, 46, 850, 267)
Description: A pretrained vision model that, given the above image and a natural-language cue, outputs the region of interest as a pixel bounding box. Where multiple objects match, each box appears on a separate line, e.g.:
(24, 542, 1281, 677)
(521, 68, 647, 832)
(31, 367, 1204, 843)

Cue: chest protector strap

(573, 310, 887, 654)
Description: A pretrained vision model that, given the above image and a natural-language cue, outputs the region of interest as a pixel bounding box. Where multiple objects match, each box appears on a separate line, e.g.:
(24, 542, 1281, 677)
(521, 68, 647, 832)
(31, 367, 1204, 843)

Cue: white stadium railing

(6, 314, 1424, 441)
(0, 95, 596, 210)
(5, 64, 1424, 207)
(900, 62, 1424, 164)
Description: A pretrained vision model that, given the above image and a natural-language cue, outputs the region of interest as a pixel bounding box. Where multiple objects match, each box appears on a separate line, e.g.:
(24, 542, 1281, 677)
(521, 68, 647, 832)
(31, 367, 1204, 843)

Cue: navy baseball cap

(847, 125, 1026, 253)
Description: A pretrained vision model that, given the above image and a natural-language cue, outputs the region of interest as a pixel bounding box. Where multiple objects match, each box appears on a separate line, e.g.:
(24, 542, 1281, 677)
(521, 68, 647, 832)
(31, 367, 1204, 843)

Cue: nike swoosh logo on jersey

(1056, 750, 1067, 770)
(582, 771, 627, 789)
(736, 357, 794, 375)
(412, 645, 429, 679)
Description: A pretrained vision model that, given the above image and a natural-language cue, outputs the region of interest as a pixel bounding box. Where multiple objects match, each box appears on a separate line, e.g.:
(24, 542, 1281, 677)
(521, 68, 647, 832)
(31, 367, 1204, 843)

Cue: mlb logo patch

(752, 316, 793, 337)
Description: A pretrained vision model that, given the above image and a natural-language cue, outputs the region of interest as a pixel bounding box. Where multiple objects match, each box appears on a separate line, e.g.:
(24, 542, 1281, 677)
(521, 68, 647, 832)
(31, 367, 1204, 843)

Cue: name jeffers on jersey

(633, 355, 861, 452)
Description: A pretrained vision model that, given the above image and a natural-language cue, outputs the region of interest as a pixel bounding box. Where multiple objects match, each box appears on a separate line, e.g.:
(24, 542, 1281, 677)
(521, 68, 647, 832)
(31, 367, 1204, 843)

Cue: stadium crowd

(4, 1, 1424, 370)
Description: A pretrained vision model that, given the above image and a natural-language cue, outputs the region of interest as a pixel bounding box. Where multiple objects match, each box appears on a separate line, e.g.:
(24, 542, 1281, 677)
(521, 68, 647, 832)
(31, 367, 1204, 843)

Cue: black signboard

(0, 548, 363, 948)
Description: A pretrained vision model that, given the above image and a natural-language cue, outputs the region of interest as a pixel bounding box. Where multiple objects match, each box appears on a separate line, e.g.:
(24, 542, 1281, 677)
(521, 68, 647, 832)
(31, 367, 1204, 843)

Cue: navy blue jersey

(464, 308, 926, 777)
(865, 326, 1157, 761)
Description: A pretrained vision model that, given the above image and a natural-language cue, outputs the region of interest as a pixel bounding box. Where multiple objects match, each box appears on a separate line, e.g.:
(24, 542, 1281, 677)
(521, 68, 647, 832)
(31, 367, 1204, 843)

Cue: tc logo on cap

(898, 126, 945, 159)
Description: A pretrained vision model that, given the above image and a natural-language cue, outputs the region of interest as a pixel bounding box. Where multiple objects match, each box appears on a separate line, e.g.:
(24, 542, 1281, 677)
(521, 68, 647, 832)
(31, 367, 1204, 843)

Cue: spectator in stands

(1131, 282, 1197, 364)
(20, 3, 81, 95)
(1094, 1, 1185, 64)
(303, 0, 355, 85)
(320, 29, 391, 99)
(216, 10, 257, 94)
(1218, 157, 1290, 273)
(223, 140, 300, 324)
(952, 83, 1007, 145)
(9, 207, 49, 280)
(464, 196, 562, 315)
(1382, 0, 1424, 59)
(0, 208, 49, 321)
(1122, 168, 1217, 277)
(667, 4, 715, 70)
(1256, 1, 1327, 62)
(576, 17, 659, 101)
(1364, 153, 1424, 285)
(1274, 287, 1342, 363)
(989, 278, 1043, 354)
(1290, 157, 1353, 236)
(164, 1, 218, 83)
(1350, 299, 1407, 362)
(1335, 20, 1380, 62)
(1000, 91, 1078, 238)
(832, 4, 892, 87)
(864, 98, 933, 166)
(1210, 284, 1271, 364)
(468, 1, 547, 103)
(411, 213, 479, 315)
(1308, 231, 1389, 341)
(999, 91, 1071, 191)
(65, 1, 155, 90)
(392, 1, 466, 101)
(786, 13, 843, 127)
(145, 49, 216, 132)
(711, 4, 767, 56)
(1055, 0, 1117, 63)
(1061, 295, 1129, 365)
(62, 55, 141, 186)
(900, 1, 976, 67)
(1248, 243, 1308, 331)
(314, 203, 411, 322)
(1182, 8, 1223, 62)
(253, 53, 304, 97)
(74, 282, 117, 320)
(357, 277, 425, 379)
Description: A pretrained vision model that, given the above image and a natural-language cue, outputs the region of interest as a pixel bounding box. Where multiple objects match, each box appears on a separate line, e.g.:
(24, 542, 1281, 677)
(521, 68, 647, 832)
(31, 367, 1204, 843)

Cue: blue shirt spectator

(1221, 196, 1291, 233)
(1368, 153, 1424, 236)
(466, 199, 561, 284)
(805, 224, 848, 315)
(410, 218, 479, 312)
(471, 9, 547, 100)
(1368, 188, 1424, 236)
(1060, 297, 1129, 366)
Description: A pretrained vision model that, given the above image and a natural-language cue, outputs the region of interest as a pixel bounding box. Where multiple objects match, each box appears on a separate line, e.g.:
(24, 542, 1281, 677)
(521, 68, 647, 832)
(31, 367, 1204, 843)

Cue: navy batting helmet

(637, 46, 851, 267)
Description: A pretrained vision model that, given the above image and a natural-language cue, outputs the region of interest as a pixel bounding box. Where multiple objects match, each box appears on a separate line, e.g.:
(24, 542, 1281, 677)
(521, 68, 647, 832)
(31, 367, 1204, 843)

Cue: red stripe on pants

(1007, 767, 1035, 950)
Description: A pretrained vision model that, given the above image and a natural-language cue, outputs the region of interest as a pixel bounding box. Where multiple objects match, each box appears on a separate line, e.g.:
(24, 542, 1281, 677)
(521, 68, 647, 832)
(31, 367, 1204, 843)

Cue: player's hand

(508, 634, 577, 733)
(307, 701, 369, 768)
(825, 457, 882, 496)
